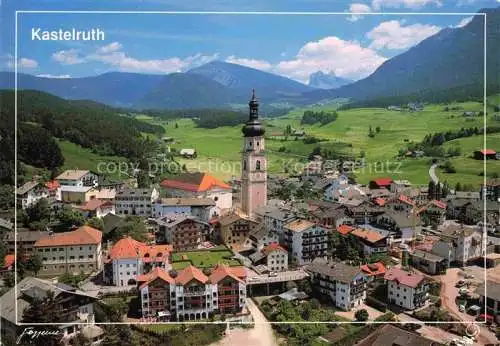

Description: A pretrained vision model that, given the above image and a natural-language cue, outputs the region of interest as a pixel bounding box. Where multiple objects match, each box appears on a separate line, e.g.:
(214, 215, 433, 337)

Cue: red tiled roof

(384, 268, 425, 288)
(44, 180, 60, 191)
(337, 224, 355, 235)
(261, 243, 287, 255)
(138, 267, 175, 289)
(176, 265, 209, 285)
(35, 226, 102, 247)
(481, 149, 496, 155)
(360, 262, 386, 277)
(430, 200, 447, 209)
(351, 228, 386, 244)
(228, 266, 247, 279)
(372, 178, 393, 187)
(107, 237, 172, 261)
(2, 254, 15, 269)
(374, 198, 386, 206)
(209, 264, 244, 284)
(398, 194, 415, 206)
(78, 199, 113, 211)
(160, 173, 231, 192)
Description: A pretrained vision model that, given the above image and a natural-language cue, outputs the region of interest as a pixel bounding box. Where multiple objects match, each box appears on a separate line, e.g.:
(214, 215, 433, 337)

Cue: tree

(175, 122, 179, 128)
(441, 181, 450, 199)
(25, 252, 43, 277)
(102, 325, 133, 346)
(434, 183, 441, 200)
(455, 182, 462, 192)
(428, 181, 436, 200)
(26, 198, 51, 223)
(375, 126, 381, 133)
(355, 309, 369, 322)
(57, 206, 86, 231)
(368, 126, 375, 138)
(86, 217, 104, 230)
(4, 271, 15, 287)
(112, 216, 148, 242)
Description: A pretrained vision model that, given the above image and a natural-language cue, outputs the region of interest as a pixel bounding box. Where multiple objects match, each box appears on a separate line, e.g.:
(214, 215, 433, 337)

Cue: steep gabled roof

(138, 267, 175, 289)
(108, 237, 144, 259)
(176, 265, 209, 285)
(160, 172, 231, 192)
(384, 267, 425, 288)
(209, 264, 244, 284)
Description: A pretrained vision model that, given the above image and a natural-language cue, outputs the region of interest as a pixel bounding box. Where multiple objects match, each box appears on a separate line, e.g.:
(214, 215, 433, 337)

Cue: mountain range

(1, 7, 498, 110)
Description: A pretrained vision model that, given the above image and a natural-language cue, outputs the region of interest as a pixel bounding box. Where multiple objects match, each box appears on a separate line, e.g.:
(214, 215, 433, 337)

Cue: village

(1, 90, 500, 346)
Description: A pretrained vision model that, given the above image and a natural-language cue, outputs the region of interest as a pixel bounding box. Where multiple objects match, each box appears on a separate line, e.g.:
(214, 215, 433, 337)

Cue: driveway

(334, 304, 384, 321)
(429, 163, 439, 184)
(212, 299, 278, 346)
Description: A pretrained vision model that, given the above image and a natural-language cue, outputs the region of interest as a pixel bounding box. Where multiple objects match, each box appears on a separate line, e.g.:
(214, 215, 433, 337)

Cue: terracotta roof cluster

(261, 243, 287, 255)
(107, 236, 172, 262)
(34, 226, 102, 247)
(44, 180, 60, 191)
(374, 197, 386, 206)
(138, 264, 246, 289)
(384, 267, 425, 288)
(360, 262, 386, 277)
(351, 228, 387, 244)
(397, 194, 415, 206)
(160, 172, 231, 192)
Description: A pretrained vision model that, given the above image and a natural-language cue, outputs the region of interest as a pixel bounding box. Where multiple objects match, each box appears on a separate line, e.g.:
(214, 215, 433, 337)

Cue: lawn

(136, 99, 498, 187)
(171, 246, 241, 270)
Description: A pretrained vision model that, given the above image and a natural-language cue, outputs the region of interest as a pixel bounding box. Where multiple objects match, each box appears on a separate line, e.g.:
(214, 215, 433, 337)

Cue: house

(254, 205, 297, 242)
(350, 228, 388, 256)
(246, 223, 280, 251)
(103, 236, 173, 287)
(34, 226, 103, 276)
(431, 221, 486, 267)
(60, 185, 96, 204)
(390, 180, 411, 193)
(306, 258, 367, 311)
(304, 156, 323, 176)
(452, 191, 480, 200)
(347, 201, 385, 224)
(56, 170, 98, 187)
(292, 129, 306, 137)
(0, 254, 15, 276)
(78, 199, 115, 218)
(16, 181, 49, 209)
(385, 194, 415, 213)
(384, 267, 429, 310)
(0, 277, 99, 345)
(283, 219, 329, 266)
(155, 214, 209, 250)
(323, 175, 348, 201)
(376, 210, 422, 241)
(115, 188, 160, 217)
(408, 102, 424, 111)
(3, 229, 50, 257)
(474, 149, 497, 160)
(462, 200, 499, 226)
(418, 200, 447, 226)
(355, 324, 441, 346)
(475, 281, 500, 323)
(45, 180, 61, 201)
(179, 148, 197, 158)
(359, 262, 386, 282)
(249, 243, 288, 272)
(369, 177, 393, 190)
(481, 179, 500, 201)
(160, 172, 232, 210)
(137, 264, 246, 321)
(463, 111, 478, 117)
(409, 250, 447, 275)
(216, 213, 259, 250)
(153, 197, 217, 221)
(308, 205, 354, 230)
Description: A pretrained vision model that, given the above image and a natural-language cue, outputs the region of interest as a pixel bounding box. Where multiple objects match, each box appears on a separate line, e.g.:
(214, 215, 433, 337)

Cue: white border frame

(13, 10, 488, 329)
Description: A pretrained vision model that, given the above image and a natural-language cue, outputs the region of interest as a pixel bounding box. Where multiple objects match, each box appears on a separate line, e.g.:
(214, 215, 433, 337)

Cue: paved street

(213, 299, 278, 346)
(429, 163, 439, 184)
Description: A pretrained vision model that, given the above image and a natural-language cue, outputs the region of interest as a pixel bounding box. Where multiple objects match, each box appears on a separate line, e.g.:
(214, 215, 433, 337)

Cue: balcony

(183, 290, 208, 297)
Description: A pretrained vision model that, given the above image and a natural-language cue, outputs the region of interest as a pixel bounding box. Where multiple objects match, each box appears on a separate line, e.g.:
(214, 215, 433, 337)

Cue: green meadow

(134, 98, 500, 187)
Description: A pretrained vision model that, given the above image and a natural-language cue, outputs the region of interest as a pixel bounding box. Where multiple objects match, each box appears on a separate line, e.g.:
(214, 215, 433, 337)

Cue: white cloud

(347, 3, 372, 22)
(52, 42, 218, 74)
(371, 0, 442, 10)
(367, 20, 441, 50)
(5, 55, 38, 69)
(52, 49, 86, 65)
(225, 56, 273, 71)
(36, 74, 71, 79)
(96, 42, 123, 54)
(453, 16, 473, 28)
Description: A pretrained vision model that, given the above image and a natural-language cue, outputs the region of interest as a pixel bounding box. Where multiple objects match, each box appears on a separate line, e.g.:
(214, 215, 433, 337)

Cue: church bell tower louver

(241, 89, 267, 217)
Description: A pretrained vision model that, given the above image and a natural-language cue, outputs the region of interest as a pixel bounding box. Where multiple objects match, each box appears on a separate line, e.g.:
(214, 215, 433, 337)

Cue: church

(240, 89, 267, 217)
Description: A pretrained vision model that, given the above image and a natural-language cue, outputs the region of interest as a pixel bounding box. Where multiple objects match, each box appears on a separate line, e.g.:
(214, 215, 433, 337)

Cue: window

(243, 161, 247, 171)
(256, 160, 261, 171)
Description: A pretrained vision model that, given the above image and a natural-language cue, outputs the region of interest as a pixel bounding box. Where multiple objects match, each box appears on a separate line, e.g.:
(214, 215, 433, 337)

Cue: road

(397, 313, 459, 344)
(429, 163, 439, 184)
(212, 299, 277, 346)
(439, 268, 498, 345)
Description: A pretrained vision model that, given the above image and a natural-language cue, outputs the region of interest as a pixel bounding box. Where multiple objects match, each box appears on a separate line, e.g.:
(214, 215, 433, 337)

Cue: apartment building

(255, 206, 297, 242)
(34, 226, 103, 276)
(384, 267, 429, 310)
(137, 264, 246, 321)
(103, 236, 172, 287)
(155, 214, 209, 250)
(306, 258, 367, 311)
(283, 219, 329, 265)
(249, 243, 288, 272)
(115, 188, 159, 217)
(217, 213, 259, 249)
(153, 197, 216, 221)
(3, 229, 50, 257)
(350, 228, 388, 256)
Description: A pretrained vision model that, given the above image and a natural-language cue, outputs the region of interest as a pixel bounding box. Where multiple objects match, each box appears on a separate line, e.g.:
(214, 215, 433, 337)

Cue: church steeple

(242, 89, 265, 137)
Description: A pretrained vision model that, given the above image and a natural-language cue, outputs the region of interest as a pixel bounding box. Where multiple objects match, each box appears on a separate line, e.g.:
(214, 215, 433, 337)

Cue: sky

(0, 0, 498, 84)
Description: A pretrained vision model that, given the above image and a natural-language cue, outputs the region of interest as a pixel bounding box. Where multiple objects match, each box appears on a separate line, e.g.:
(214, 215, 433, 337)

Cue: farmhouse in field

(179, 148, 197, 158)
(474, 149, 497, 160)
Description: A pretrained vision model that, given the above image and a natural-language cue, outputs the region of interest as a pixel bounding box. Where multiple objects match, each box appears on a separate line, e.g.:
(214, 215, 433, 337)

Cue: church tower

(241, 89, 267, 217)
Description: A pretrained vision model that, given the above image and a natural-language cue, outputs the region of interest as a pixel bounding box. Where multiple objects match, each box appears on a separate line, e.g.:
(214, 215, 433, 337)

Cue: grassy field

(57, 140, 128, 180)
(171, 246, 241, 270)
(136, 98, 500, 187)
